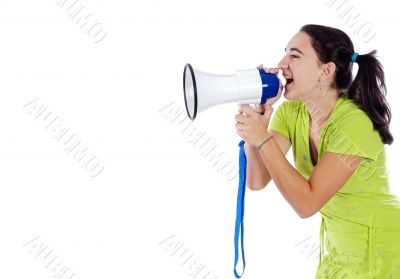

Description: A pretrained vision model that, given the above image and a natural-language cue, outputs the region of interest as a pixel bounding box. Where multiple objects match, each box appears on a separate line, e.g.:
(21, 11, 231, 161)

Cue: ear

(319, 62, 336, 83)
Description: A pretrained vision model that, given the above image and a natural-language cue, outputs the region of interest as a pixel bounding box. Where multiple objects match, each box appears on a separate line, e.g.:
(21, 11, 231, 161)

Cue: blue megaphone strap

(234, 140, 247, 278)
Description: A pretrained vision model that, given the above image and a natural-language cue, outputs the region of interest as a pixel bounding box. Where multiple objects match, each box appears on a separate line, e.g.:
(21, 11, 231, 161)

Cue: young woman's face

(278, 31, 324, 101)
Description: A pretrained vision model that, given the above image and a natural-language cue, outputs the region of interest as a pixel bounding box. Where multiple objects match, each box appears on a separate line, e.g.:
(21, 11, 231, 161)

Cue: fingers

(257, 64, 280, 75)
(272, 67, 280, 74)
(235, 113, 247, 124)
(267, 67, 280, 75)
(238, 104, 257, 116)
(235, 118, 245, 135)
(235, 104, 258, 124)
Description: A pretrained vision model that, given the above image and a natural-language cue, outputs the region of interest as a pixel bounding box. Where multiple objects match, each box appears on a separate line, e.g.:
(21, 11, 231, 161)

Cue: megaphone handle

(234, 140, 247, 278)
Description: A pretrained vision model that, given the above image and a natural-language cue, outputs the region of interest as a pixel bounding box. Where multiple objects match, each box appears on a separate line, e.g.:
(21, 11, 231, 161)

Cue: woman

(235, 24, 400, 278)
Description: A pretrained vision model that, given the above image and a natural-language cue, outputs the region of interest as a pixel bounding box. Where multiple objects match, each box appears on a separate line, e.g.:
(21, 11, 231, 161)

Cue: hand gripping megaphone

(182, 63, 280, 278)
(182, 63, 280, 120)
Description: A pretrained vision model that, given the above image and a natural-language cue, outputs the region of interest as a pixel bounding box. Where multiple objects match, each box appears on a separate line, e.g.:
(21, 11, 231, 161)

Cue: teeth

(284, 75, 293, 80)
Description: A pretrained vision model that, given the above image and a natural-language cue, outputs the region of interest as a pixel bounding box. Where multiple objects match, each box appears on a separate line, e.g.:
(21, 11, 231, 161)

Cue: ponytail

(347, 50, 393, 144)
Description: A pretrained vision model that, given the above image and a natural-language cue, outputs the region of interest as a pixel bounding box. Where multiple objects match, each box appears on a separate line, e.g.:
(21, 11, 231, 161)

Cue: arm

(245, 130, 291, 191)
(257, 133, 363, 218)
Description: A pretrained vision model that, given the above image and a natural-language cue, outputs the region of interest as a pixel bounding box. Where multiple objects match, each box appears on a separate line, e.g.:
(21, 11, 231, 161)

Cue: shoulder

(325, 96, 383, 161)
(331, 97, 375, 132)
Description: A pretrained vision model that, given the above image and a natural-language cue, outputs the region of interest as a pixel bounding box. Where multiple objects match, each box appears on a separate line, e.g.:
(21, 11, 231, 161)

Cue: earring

(319, 81, 329, 97)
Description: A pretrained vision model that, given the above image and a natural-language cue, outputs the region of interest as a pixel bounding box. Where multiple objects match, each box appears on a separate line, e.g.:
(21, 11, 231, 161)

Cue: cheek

(295, 67, 319, 88)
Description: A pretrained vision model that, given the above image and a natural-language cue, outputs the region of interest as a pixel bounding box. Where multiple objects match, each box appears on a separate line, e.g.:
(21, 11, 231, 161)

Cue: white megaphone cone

(183, 63, 280, 120)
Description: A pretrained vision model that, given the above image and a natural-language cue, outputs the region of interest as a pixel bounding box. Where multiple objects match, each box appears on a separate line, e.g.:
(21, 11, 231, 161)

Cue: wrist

(244, 141, 257, 153)
(257, 133, 273, 151)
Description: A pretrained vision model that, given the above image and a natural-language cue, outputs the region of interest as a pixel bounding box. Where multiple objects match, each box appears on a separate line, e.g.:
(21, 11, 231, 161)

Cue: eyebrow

(285, 47, 304, 55)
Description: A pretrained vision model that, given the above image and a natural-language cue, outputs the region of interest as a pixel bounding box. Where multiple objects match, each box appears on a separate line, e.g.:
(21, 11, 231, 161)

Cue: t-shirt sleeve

(268, 100, 291, 140)
(324, 109, 383, 161)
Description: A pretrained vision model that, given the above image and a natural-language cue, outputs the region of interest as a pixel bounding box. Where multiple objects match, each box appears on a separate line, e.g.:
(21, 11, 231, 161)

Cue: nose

(277, 56, 289, 70)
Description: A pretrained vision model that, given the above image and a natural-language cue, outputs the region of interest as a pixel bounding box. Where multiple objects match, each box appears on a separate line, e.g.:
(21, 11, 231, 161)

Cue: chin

(283, 87, 305, 102)
(283, 88, 296, 100)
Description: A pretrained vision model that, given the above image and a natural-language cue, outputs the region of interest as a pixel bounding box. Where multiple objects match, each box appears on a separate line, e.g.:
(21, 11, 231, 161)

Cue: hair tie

(351, 52, 359, 63)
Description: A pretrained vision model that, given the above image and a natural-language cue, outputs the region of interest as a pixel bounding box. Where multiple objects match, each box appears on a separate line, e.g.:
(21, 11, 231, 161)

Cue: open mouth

(284, 75, 294, 86)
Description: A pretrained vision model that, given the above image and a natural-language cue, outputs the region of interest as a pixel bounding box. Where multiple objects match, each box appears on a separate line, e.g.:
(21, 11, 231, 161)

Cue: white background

(1, 0, 399, 278)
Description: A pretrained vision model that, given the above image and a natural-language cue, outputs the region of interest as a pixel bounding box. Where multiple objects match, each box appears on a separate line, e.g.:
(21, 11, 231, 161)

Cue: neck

(304, 89, 340, 128)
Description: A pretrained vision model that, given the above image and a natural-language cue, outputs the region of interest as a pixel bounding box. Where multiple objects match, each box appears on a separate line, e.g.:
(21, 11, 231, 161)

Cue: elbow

(247, 177, 271, 191)
(298, 206, 318, 219)
(247, 183, 266, 191)
(246, 180, 268, 191)
(298, 211, 313, 219)
(298, 184, 319, 219)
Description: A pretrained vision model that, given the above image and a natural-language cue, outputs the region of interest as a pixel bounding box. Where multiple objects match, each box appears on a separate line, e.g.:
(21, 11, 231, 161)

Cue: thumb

(255, 103, 266, 113)
(263, 103, 274, 121)
(263, 103, 274, 118)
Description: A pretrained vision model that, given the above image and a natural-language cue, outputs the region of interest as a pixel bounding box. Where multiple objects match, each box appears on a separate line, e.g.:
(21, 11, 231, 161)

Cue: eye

(290, 54, 299, 58)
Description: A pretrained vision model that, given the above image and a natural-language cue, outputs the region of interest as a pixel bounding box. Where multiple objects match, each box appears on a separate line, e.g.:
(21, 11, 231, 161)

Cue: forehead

(285, 31, 313, 54)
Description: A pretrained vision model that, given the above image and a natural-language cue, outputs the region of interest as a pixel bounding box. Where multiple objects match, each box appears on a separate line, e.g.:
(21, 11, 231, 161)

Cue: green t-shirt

(269, 95, 400, 224)
(268, 94, 400, 277)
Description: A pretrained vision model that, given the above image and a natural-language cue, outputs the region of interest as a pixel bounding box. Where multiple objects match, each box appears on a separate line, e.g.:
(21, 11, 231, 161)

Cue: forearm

(257, 133, 312, 218)
(244, 141, 271, 190)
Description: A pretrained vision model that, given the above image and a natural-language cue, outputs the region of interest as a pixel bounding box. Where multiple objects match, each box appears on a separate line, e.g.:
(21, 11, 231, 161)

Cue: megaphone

(182, 63, 280, 278)
(183, 63, 280, 120)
